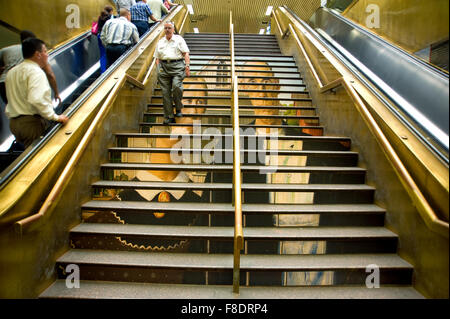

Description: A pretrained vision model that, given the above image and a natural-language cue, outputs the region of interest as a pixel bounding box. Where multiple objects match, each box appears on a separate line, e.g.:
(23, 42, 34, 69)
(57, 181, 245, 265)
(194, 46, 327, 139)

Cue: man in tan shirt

(5, 38, 68, 148)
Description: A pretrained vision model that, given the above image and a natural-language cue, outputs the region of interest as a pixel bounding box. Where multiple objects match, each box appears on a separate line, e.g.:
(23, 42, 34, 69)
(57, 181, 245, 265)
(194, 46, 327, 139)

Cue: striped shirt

(130, 2, 153, 22)
(100, 17, 139, 46)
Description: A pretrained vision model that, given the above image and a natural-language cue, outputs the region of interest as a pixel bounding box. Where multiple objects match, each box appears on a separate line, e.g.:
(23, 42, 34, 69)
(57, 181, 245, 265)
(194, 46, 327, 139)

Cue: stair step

(139, 123, 323, 132)
(185, 74, 302, 80)
(55, 249, 413, 274)
(191, 53, 286, 57)
(71, 223, 396, 241)
(190, 48, 282, 53)
(151, 96, 309, 102)
(186, 33, 276, 36)
(109, 148, 357, 166)
(143, 113, 317, 120)
(190, 56, 295, 62)
(154, 88, 306, 94)
(81, 201, 383, 215)
(183, 81, 305, 87)
(91, 181, 372, 192)
(191, 62, 299, 72)
(102, 163, 364, 183)
(100, 163, 364, 172)
(188, 48, 281, 52)
(188, 44, 281, 49)
(40, 280, 424, 299)
(147, 103, 313, 110)
(114, 132, 348, 141)
(115, 133, 351, 151)
(161, 69, 301, 74)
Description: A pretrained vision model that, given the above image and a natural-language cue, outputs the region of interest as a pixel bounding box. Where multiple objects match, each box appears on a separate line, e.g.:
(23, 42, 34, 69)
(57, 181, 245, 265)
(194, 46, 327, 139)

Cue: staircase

(40, 33, 423, 299)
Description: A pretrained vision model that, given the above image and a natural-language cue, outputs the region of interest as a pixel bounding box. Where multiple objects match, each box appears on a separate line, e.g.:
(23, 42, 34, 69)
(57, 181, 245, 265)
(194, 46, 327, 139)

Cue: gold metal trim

(230, 12, 244, 295)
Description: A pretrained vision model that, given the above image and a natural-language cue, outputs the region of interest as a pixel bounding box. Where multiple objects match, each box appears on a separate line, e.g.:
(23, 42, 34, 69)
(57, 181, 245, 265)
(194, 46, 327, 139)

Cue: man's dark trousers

(132, 20, 150, 37)
(106, 44, 130, 68)
(157, 60, 186, 120)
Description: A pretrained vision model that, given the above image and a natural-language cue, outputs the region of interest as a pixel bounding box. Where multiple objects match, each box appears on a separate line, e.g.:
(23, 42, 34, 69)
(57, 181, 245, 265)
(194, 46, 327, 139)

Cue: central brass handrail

(230, 12, 244, 295)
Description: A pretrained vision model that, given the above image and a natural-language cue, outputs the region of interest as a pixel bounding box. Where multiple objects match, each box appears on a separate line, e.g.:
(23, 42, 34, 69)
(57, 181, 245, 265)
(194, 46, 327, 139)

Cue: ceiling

(176, 0, 323, 34)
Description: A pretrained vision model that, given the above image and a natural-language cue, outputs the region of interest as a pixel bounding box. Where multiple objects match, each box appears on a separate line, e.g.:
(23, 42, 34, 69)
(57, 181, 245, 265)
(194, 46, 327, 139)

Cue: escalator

(308, 7, 449, 161)
(0, 31, 101, 173)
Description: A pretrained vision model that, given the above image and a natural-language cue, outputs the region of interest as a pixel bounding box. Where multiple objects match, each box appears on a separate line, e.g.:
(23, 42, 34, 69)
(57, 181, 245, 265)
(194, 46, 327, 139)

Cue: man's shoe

(163, 118, 175, 124)
(175, 111, 183, 118)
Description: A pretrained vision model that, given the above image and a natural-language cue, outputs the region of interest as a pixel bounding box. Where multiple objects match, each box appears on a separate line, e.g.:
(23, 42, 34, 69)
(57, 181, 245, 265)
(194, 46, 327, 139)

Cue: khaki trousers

(157, 60, 186, 119)
(9, 115, 49, 148)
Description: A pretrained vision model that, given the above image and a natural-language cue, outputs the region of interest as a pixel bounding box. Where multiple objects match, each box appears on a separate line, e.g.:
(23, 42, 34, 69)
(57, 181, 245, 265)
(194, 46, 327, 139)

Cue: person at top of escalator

(130, 0, 161, 37)
(147, 0, 169, 23)
(113, 0, 136, 12)
(5, 38, 69, 148)
(0, 30, 60, 106)
(96, 6, 115, 73)
(100, 8, 140, 68)
(163, 0, 177, 10)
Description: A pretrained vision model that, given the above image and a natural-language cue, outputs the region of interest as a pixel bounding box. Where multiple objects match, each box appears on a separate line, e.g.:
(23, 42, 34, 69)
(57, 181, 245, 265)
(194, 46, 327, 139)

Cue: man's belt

(160, 59, 183, 63)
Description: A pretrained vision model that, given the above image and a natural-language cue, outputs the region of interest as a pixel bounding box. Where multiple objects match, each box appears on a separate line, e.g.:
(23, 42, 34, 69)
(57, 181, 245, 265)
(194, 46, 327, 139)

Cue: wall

(343, 0, 449, 53)
(0, 0, 115, 49)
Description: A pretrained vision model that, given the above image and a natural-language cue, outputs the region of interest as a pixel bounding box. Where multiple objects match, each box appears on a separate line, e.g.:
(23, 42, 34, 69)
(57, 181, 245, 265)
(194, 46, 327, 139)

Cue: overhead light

(187, 4, 194, 15)
(193, 28, 199, 33)
(265, 6, 273, 16)
(259, 28, 265, 34)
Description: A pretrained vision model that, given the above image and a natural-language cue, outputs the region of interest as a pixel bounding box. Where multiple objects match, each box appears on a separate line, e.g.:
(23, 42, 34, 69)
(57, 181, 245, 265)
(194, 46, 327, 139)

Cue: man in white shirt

(101, 8, 140, 67)
(5, 38, 68, 148)
(0, 30, 60, 105)
(147, 0, 169, 22)
(154, 21, 190, 124)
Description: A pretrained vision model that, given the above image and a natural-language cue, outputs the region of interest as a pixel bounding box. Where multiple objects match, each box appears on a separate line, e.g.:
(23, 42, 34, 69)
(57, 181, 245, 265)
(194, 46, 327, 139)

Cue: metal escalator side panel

(308, 7, 449, 158)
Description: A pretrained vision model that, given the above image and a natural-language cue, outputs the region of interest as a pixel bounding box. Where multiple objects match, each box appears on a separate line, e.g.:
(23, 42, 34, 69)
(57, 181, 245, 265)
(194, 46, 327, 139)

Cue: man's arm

(131, 24, 140, 44)
(0, 49, 5, 76)
(100, 21, 110, 46)
(42, 63, 61, 105)
(27, 68, 67, 124)
(167, 1, 177, 8)
(149, 14, 161, 23)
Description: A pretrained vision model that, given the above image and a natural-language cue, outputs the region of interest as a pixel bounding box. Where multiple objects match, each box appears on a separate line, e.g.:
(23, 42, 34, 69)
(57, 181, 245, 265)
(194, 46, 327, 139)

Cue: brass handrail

(285, 18, 449, 238)
(230, 12, 244, 294)
(178, 7, 189, 35)
(15, 74, 127, 235)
